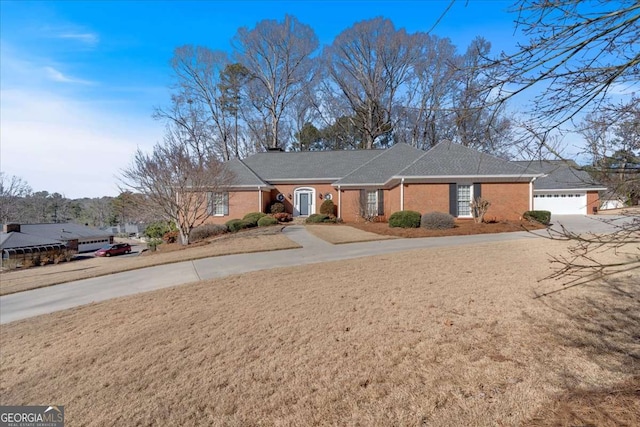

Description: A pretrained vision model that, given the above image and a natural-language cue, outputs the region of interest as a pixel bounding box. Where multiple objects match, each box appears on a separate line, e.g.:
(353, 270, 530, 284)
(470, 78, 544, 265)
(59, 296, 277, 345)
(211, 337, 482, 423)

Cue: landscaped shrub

(319, 199, 336, 216)
(257, 216, 278, 227)
(523, 210, 551, 225)
(243, 212, 267, 227)
(269, 201, 285, 214)
(162, 230, 179, 244)
(306, 213, 330, 223)
(145, 221, 176, 239)
(189, 224, 228, 242)
(225, 219, 252, 232)
(273, 212, 292, 222)
(421, 212, 455, 229)
(388, 210, 421, 228)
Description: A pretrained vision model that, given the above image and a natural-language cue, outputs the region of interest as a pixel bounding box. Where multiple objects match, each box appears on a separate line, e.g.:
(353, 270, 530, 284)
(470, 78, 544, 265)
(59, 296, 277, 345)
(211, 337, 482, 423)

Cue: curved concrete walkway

(1, 215, 628, 324)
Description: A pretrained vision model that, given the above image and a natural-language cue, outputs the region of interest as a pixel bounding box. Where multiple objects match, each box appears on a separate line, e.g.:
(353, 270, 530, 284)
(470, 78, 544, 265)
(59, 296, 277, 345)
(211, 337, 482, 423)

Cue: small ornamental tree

(471, 197, 491, 223)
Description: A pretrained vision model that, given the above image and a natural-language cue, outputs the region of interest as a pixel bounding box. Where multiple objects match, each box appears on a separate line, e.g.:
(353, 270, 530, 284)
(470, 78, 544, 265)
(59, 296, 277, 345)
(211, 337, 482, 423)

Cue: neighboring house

(515, 160, 607, 215)
(1, 225, 68, 267)
(15, 223, 114, 253)
(102, 223, 146, 237)
(200, 141, 550, 223)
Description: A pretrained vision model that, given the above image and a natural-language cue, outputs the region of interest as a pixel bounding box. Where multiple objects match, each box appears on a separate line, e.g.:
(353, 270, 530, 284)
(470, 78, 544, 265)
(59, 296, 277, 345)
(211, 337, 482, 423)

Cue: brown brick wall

(403, 183, 450, 214)
(586, 191, 600, 214)
(270, 184, 338, 215)
(201, 190, 261, 225)
(481, 182, 530, 221)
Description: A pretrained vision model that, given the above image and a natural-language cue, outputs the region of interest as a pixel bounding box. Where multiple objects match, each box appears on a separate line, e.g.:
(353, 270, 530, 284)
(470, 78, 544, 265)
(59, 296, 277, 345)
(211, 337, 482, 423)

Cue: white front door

(294, 188, 315, 216)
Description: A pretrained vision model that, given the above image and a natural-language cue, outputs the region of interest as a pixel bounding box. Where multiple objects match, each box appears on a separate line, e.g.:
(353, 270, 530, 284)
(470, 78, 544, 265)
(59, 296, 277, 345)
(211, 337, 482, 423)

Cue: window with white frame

(208, 192, 228, 216)
(366, 190, 378, 217)
(457, 185, 472, 217)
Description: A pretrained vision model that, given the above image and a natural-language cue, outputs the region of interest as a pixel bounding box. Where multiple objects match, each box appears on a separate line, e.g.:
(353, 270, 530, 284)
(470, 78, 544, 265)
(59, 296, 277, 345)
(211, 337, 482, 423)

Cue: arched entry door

(294, 187, 315, 217)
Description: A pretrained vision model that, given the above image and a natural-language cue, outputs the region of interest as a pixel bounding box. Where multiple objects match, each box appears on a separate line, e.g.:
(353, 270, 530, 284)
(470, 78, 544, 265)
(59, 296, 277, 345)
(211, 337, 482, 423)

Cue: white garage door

(533, 192, 587, 215)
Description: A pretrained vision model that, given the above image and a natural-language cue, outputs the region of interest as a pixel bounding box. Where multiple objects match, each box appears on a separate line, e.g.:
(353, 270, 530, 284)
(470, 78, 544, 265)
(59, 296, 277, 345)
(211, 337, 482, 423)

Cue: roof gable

(334, 143, 425, 186)
(514, 160, 605, 190)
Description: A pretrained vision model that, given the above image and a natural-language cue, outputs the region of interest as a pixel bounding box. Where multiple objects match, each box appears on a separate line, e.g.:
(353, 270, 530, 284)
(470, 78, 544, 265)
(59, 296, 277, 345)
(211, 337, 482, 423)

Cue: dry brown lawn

(0, 227, 300, 296)
(1, 237, 638, 426)
(305, 224, 397, 244)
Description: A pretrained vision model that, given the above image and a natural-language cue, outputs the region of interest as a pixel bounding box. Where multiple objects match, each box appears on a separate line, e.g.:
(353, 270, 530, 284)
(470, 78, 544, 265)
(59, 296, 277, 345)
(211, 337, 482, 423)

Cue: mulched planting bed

(349, 219, 546, 238)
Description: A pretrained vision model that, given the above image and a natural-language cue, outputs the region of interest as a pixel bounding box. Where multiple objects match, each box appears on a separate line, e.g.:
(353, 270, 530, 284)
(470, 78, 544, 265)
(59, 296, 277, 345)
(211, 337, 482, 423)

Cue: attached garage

(533, 191, 588, 215)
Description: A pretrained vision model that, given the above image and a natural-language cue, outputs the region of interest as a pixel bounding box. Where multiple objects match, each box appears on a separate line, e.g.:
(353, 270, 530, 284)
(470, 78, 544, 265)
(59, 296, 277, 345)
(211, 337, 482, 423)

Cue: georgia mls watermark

(0, 406, 64, 427)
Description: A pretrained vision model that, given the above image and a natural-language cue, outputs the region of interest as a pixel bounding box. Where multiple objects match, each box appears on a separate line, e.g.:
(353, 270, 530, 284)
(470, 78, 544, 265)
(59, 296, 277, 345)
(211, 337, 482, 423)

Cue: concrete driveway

(1, 227, 541, 324)
(542, 214, 633, 235)
(2, 217, 633, 324)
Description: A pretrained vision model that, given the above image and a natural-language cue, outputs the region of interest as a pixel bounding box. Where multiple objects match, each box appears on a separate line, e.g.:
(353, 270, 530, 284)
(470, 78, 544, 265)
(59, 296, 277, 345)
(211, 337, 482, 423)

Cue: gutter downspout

(337, 186, 342, 219)
(258, 186, 263, 211)
(529, 178, 536, 211)
(400, 178, 405, 211)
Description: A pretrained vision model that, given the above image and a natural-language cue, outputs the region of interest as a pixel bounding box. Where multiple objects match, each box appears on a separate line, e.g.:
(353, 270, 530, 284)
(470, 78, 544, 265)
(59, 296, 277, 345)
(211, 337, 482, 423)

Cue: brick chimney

(3, 224, 20, 233)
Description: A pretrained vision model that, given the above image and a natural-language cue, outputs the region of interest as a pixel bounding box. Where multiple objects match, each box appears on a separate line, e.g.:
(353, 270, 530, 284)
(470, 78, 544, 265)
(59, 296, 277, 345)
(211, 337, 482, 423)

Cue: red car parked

(95, 243, 132, 257)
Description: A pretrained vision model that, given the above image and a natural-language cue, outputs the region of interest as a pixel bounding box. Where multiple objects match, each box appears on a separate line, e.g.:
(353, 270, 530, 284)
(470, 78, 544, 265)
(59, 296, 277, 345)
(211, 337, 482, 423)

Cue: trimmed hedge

(225, 219, 253, 232)
(257, 216, 278, 227)
(273, 212, 292, 222)
(243, 212, 267, 227)
(306, 213, 330, 223)
(189, 224, 228, 241)
(523, 210, 551, 225)
(319, 199, 336, 216)
(269, 202, 285, 214)
(421, 212, 455, 229)
(389, 210, 421, 228)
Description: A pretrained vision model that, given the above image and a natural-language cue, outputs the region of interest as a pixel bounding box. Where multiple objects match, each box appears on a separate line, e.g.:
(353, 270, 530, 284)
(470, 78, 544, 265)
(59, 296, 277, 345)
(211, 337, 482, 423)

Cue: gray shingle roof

(334, 143, 425, 186)
(399, 141, 538, 177)
(224, 158, 268, 187)
(513, 160, 606, 190)
(242, 149, 381, 181)
(20, 223, 112, 242)
(1, 232, 66, 250)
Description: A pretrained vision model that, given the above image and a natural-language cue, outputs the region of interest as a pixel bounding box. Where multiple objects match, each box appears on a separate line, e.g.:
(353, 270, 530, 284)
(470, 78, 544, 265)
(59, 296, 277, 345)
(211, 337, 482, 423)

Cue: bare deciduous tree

(233, 15, 318, 150)
(122, 123, 233, 245)
(323, 18, 419, 149)
(0, 173, 31, 224)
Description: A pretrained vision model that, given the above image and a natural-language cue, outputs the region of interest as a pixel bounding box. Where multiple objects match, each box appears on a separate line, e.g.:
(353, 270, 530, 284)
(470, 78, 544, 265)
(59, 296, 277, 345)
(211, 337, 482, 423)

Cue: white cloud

(44, 66, 94, 85)
(56, 32, 99, 46)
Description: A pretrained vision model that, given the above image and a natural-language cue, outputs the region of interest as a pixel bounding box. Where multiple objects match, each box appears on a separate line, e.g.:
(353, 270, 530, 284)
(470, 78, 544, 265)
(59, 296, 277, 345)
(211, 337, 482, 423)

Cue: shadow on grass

(525, 276, 640, 426)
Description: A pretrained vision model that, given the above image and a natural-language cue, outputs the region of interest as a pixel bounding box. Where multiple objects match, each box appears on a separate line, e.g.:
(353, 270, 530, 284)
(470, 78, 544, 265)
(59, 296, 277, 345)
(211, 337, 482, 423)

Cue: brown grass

(1, 238, 637, 426)
(351, 219, 545, 238)
(305, 224, 397, 244)
(0, 227, 300, 296)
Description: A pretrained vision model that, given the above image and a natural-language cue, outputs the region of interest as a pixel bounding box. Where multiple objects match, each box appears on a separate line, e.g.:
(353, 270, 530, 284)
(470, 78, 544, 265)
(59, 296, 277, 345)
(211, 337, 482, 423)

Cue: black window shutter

(359, 189, 366, 217)
(449, 183, 458, 217)
(474, 183, 481, 200)
(377, 189, 384, 216)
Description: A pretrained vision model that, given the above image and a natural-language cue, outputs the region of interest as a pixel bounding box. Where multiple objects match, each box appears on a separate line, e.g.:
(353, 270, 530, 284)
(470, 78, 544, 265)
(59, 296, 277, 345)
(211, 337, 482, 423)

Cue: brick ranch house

(198, 141, 604, 224)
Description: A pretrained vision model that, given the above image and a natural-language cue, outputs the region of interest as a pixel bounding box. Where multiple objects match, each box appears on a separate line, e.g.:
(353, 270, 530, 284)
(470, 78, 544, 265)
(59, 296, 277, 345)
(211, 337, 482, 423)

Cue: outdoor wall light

(288, 193, 292, 199)
(319, 193, 323, 199)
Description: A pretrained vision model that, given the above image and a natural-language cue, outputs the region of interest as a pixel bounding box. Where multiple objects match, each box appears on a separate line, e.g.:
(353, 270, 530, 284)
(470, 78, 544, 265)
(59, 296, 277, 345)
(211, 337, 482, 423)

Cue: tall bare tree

(156, 46, 234, 161)
(233, 15, 318, 150)
(122, 123, 233, 245)
(0, 173, 31, 225)
(323, 18, 419, 149)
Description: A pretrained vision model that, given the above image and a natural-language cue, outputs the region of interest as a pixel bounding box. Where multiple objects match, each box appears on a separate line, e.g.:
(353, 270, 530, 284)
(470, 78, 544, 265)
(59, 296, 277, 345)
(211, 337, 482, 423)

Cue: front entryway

(294, 188, 315, 217)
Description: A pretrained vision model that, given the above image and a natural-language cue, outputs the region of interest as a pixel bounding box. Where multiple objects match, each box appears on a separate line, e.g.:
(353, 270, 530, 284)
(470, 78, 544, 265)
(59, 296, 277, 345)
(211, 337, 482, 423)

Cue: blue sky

(1, 0, 527, 198)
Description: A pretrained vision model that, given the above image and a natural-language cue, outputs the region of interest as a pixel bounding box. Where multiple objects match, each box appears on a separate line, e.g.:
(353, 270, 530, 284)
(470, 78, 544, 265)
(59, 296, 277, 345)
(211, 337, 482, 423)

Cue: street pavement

(0, 215, 630, 324)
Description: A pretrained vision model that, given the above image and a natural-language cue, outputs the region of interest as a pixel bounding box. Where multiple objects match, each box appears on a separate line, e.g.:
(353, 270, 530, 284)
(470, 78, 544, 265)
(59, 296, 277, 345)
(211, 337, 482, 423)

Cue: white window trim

(293, 187, 316, 217)
(457, 184, 474, 218)
(366, 190, 378, 218)
(209, 192, 228, 217)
